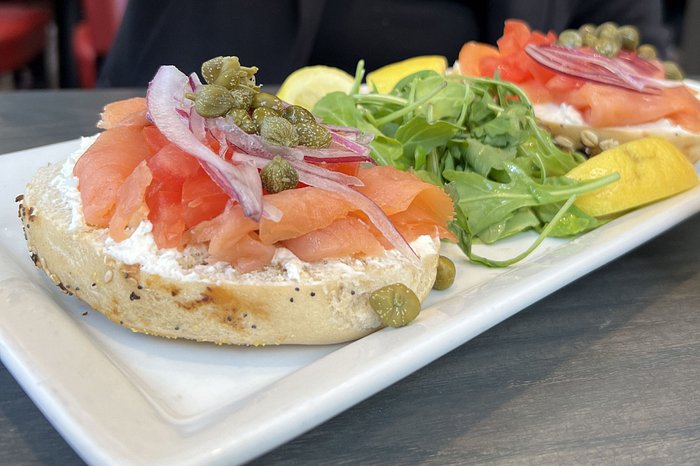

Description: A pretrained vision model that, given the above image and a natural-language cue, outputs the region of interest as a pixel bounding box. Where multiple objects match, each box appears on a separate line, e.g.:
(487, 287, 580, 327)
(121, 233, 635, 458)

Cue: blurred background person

(97, 0, 674, 87)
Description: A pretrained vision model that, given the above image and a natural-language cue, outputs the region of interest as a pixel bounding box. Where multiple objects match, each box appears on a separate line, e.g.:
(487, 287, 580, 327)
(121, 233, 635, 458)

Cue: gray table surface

(1, 89, 700, 465)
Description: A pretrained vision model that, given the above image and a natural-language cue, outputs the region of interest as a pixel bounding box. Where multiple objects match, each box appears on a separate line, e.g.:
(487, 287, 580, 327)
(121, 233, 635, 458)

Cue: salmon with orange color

(72, 98, 455, 274)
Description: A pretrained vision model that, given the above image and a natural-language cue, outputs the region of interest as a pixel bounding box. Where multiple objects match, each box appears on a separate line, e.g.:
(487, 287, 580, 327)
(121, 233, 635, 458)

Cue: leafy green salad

(313, 61, 618, 267)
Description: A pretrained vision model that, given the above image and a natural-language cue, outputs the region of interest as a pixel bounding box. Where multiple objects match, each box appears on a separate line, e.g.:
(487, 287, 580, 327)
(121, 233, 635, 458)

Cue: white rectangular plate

(2, 139, 699, 465)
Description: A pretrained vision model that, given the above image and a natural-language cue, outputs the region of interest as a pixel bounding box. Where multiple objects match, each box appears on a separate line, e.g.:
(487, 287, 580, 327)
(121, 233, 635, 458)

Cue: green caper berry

(432, 256, 456, 290)
(227, 108, 256, 133)
(214, 56, 243, 89)
(227, 108, 248, 127)
(252, 106, 281, 130)
(193, 84, 235, 118)
(252, 92, 284, 111)
(578, 24, 596, 36)
(230, 86, 255, 110)
(260, 156, 299, 193)
(663, 61, 684, 81)
(617, 25, 640, 51)
(283, 105, 316, 125)
(296, 123, 332, 148)
(259, 116, 300, 147)
(637, 43, 658, 60)
(369, 283, 421, 328)
(581, 31, 598, 48)
(557, 29, 583, 48)
(201, 56, 224, 85)
(594, 37, 621, 57)
(239, 115, 257, 134)
(596, 22, 618, 38)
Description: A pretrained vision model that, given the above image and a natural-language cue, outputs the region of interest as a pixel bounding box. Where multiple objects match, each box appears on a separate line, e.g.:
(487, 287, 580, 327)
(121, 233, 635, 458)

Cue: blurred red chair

(0, 2, 53, 88)
(72, 0, 127, 88)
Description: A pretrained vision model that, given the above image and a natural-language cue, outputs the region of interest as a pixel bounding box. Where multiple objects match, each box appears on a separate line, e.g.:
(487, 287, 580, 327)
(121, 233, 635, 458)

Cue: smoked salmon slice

(566, 83, 700, 132)
(283, 217, 385, 262)
(354, 165, 454, 220)
(74, 126, 151, 227)
(258, 187, 356, 245)
(97, 97, 149, 129)
(108, 161, 152, 242)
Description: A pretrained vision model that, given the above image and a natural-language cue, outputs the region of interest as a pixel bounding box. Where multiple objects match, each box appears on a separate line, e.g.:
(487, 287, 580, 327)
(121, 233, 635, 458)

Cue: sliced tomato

(147, 188, 186, 249)
(142, 125, 171, 155)
(147, 143, 200, 183)
(181, 168, 229, 228)
(458, 41, 500, 76)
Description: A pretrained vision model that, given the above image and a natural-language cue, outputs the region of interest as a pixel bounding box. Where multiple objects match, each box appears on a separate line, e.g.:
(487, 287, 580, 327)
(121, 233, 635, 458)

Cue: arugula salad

(313, 62, 618, 267)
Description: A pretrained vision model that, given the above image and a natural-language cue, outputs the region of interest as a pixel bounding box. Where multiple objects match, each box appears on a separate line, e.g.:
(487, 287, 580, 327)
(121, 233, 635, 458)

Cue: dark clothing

(98, 0, 670, 87)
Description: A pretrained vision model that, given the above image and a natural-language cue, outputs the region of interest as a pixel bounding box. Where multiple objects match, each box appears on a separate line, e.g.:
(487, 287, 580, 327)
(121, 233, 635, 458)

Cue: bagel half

(19, 153, 440, 346)
(534, 101, 700, 164)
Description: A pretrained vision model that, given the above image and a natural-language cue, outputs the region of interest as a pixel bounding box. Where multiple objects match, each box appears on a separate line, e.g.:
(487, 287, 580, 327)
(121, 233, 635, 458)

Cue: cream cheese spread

(533, 102, 695, 134)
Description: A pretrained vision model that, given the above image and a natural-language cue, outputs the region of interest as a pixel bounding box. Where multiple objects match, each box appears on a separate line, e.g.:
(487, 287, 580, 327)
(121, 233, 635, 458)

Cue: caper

(663, 61, 684, 81)
(295, 122, 332, 148)
(252, 92, 284, 111)
(239, 116, 257, 134)
(557, 29, 583, 48)
(227, 108, 256, 133)
(230, 85, 255, 110)
(201, 55, 259, 90)
(204, 56, 241, 88)
(259, 116, 299, 147)
(201, 56, 225, 85)
(369, 283, 421, 328)
(596, 22, 619, 38)
(581, 31, 598, 48)
(252, 106, 281, 129)
(637, 43, 658, 60)
(283, 105, 316, 125)
(432, 256, 456, 290)
(227, 108, 248, 126)
(617, 25, 640, 51)
(594, 37, 621, 57)
(578, 24, 596, 36)
(260, 156, 299, 193)
(193, 84, 235, 118)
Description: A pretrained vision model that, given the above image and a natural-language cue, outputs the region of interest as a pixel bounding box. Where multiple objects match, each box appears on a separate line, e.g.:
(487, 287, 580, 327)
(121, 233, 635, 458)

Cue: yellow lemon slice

(276, 65, 355, 111)
(567, 137, 699, 217)
(366, 55, 448, 94)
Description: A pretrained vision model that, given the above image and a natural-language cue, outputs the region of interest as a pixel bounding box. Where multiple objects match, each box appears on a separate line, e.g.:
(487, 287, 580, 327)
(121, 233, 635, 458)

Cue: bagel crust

(20, 159, 440, 346)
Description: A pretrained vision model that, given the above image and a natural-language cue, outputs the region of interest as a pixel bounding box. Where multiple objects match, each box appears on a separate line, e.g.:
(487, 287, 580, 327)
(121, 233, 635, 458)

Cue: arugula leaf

(463, 138, 517, 178)
(471, 104, 527, 148)
(475, 208, 541, 244)
(444, 163, 618, 241)
(395, 116, 460, 167)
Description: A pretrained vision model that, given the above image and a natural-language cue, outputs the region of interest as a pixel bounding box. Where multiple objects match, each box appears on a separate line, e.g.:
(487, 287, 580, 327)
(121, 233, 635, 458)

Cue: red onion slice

(329, 131, 371, 156)
(146, 65, 264, 220)
(323, 124, 362, 134)
(210, 117, 365, 186)
(525, 44, 682, 94)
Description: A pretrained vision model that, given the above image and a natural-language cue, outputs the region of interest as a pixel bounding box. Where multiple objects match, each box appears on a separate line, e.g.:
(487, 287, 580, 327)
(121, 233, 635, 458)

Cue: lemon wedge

(276, 65, 355, 111)
(366, 55, 448, 94)
(566, 137, 699, 217)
